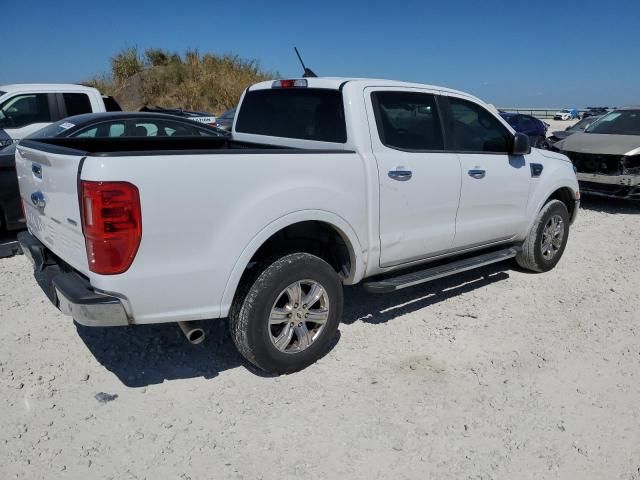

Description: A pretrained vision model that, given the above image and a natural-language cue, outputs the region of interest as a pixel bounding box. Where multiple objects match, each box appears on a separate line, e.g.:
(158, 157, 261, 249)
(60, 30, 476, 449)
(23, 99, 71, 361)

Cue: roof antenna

(294, 47, 318, 78)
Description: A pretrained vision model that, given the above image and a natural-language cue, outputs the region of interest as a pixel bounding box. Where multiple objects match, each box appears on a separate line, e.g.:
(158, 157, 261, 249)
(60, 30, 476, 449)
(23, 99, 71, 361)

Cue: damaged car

(556, 107, 640, 199)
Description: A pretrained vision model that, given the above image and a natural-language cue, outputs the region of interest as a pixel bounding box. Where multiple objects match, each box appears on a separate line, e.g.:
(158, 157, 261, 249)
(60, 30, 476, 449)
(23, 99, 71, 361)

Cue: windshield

(569, 117, 600, 132)
(585, 110, 640, 135)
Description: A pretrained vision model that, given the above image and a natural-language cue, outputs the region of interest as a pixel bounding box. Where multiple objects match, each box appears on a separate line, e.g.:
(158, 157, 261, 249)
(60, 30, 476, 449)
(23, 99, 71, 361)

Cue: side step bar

(364, 247, 518, 294)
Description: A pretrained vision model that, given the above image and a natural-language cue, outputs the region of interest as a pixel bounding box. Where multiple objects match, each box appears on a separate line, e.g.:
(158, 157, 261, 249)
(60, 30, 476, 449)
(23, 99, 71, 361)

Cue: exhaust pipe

(177, 321, 205, 345)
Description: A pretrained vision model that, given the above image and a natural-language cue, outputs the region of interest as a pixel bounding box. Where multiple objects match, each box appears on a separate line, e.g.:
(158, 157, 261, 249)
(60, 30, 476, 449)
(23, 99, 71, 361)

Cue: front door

(443, 95, 531, 249)
(366, 88, 462, 267)
(0, 93, 56, 141)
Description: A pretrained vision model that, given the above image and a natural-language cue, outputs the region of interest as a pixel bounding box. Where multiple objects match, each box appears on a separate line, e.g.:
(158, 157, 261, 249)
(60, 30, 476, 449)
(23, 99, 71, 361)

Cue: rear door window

(371, 91, 444, 151)
(73, 121, 126, 138)
(0, 93, 52, 128)
(132, 119, 217, 137)
(448, 97, 511, 153)
(235, 88, 346, 143)
(63, 93, 93, 116)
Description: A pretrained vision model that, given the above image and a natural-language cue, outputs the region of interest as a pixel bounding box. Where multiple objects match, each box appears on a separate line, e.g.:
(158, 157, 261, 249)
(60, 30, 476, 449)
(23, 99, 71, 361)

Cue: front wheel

(229, 253, 343, 374)
(516, 200, 570, 272)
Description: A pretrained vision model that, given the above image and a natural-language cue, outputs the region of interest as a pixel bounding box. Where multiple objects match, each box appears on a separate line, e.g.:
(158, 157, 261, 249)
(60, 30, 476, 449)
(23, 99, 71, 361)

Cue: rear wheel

(229, 253, 343, 374)
(516, 200, 570, 272)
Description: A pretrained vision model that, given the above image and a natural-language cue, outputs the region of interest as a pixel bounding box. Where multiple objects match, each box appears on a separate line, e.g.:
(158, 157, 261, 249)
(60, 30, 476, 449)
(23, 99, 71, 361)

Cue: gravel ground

(1, 197, 640, 480)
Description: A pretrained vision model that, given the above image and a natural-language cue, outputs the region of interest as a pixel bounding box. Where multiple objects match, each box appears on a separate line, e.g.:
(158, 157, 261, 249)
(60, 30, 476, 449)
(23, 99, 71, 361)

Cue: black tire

(229, 253, 343, 374)
(534, 136, 546, 148)
(516, 199, 570, 272)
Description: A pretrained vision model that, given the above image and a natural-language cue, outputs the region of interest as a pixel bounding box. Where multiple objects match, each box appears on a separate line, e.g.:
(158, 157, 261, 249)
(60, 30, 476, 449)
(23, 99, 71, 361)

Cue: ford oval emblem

(30, 191, 46, 209)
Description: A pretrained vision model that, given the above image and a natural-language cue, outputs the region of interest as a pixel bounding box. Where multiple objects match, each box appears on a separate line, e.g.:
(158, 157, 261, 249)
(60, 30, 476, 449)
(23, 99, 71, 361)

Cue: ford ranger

(16, 77, 580, 374)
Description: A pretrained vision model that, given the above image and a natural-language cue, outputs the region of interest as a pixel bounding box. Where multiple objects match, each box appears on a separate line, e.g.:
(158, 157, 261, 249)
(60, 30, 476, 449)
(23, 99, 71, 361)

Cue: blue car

(499, 112, 548, 148)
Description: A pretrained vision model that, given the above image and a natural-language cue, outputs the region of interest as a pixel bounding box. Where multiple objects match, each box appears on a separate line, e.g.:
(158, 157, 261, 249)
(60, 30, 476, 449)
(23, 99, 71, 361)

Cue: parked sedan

(545, 115, 603, 149)
(0, 112, 228, 232)
(556, 107, 640, 199)
(499, 112, 548, 147)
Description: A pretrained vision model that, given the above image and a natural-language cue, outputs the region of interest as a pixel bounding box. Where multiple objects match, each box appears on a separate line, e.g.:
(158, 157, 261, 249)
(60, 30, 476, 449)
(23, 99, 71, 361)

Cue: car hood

(537, 148, 572, 163)
(556, 132, 640, 156)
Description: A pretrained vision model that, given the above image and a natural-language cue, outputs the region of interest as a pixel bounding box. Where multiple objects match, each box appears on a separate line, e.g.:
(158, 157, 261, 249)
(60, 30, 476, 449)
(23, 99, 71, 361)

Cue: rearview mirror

(512, 132, 531, 155)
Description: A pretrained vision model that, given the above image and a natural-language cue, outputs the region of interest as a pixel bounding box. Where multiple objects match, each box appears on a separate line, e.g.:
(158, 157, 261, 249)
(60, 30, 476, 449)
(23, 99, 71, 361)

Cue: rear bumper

(17, 231, 129, 327)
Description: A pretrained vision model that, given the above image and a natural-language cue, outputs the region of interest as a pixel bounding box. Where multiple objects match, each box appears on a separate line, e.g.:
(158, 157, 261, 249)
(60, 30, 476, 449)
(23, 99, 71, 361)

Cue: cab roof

(0, 84, 100, 94)
(248, 77, 484, 104)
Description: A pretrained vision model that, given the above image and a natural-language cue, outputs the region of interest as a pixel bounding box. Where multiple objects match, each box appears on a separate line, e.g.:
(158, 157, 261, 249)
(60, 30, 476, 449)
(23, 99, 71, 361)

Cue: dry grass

(85, 47, 276, 114)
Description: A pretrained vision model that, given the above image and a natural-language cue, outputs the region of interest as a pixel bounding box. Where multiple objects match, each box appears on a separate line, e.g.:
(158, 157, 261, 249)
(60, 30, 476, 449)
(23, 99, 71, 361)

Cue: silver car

(556, 107, 640, 199)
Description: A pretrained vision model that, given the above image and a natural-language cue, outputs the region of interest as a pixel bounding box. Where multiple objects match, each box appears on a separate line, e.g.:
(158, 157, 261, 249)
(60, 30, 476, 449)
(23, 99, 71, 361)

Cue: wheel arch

(219, 211, 365, 317)
(523, 183, 578, 238)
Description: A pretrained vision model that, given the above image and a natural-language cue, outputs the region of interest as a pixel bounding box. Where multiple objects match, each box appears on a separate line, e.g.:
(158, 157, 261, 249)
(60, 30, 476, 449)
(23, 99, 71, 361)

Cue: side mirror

(512, 132, 531, 155)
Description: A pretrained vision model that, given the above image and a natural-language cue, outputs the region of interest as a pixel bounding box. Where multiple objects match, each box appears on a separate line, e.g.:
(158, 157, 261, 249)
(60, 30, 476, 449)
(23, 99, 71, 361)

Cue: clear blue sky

(2, 0, 638, 107)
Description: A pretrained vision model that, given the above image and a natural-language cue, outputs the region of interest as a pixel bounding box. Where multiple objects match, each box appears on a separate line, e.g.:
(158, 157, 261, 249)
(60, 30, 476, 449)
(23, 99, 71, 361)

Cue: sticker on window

(59, 122, 75, 130)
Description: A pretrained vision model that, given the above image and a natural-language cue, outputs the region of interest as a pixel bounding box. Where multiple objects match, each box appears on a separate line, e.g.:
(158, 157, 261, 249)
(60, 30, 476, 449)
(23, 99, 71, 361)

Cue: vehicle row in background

(553, 108, 579, 121)
(581, 107, 610, 118)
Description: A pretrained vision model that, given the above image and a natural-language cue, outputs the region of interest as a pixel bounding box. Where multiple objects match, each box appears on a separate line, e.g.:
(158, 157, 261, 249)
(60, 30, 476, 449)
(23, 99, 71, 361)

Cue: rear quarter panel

(80, 151, 369, 323)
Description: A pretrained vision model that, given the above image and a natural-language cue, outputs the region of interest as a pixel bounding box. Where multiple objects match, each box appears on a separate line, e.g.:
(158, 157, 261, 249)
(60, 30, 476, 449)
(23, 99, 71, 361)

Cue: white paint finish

(362, 86, 462, 267)
(15, 146, 89, 274)
(453, 152, 531, 247)
(79, 151, 368, 324)
(14, 77, 580, 325)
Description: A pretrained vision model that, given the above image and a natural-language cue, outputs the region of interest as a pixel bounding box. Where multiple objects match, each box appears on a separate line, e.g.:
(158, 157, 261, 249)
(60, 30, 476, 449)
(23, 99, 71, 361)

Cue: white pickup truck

(16, 77, 580, 373)
(0, 84, 120, 144)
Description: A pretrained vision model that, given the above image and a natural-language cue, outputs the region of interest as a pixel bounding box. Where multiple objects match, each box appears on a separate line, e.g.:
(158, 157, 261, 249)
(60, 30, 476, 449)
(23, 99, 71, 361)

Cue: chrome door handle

(388, 170, 413, 181)
(468, 169, 486, 179)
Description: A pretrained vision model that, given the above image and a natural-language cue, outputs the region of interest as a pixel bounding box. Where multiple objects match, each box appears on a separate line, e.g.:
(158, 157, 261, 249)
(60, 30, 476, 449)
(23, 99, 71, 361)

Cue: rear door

(365, 88, 462, 267)
(441, 95, 530, 249)
(15, 142, 89, 274)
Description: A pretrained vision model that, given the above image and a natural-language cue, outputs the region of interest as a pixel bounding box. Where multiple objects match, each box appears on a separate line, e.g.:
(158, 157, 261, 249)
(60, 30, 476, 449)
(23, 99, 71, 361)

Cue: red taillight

(80, 181, 142, 275)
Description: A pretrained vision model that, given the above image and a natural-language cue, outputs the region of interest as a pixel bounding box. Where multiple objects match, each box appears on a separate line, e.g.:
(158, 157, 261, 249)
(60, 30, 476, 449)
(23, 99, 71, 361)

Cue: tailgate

(15, 141, 89, 275)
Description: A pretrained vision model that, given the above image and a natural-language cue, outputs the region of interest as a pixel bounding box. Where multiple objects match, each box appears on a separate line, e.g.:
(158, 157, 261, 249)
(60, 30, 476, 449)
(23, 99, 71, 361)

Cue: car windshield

(569, 117, 600, 132)
(584, 110, 640, 135)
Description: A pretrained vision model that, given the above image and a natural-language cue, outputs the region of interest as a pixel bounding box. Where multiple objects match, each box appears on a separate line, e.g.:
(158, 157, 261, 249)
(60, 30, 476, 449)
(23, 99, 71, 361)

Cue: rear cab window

(235, 88, 347, 143)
